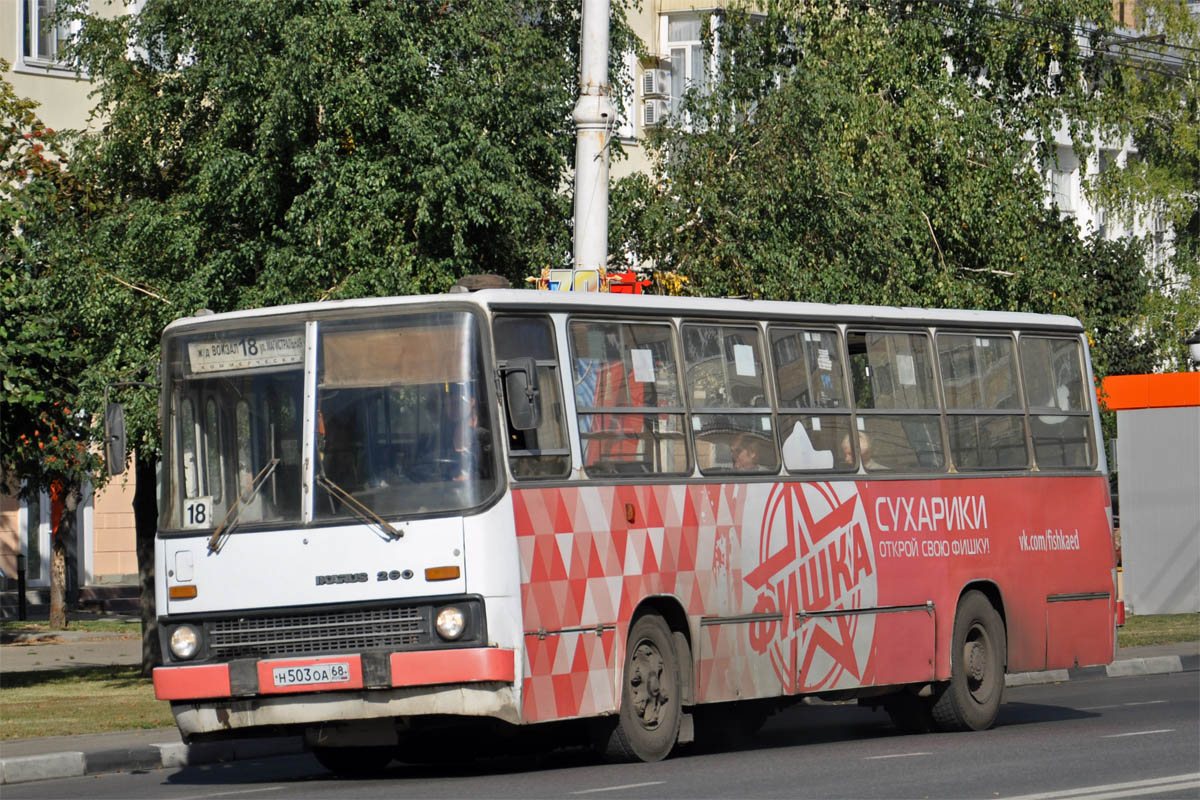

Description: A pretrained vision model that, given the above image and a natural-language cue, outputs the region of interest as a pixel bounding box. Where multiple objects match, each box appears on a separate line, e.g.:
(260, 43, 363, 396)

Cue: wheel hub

(628, 641, 669, 729)
(965, 639, 987, 681)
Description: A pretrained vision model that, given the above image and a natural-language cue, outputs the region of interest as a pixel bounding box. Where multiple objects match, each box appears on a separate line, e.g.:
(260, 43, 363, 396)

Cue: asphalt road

(5, 671, 1198, 800)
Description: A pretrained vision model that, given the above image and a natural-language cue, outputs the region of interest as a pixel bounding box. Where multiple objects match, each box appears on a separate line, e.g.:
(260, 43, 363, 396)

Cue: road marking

(1100, 728, 1176, 738)
(571, 781, 666, 795)
(1000, 772, 1200, 800)
(863, 752, 931, 760)
(1079, 699, 1169, 711)
(172, 787, 287, 800)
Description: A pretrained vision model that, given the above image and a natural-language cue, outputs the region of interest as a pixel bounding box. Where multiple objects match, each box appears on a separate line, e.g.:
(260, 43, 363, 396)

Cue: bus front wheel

(605, 614, 682, 762)
(932, 590, 1006, 732)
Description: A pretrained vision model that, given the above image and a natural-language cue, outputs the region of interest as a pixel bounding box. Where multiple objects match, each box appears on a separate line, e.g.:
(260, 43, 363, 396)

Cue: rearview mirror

(104, 403, 127, 476)
(503, 357, 542, 431)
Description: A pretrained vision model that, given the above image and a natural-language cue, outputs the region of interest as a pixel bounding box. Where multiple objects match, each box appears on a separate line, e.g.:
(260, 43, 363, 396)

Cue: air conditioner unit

(642, 68, 671, 98)
(643, 99, 670, 127)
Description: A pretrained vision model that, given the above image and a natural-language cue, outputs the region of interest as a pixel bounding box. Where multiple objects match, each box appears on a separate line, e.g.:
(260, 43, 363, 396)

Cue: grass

(1, 619, 140, 635)
(1118, 612, 1200, 648)
(0, 665, 174, 741)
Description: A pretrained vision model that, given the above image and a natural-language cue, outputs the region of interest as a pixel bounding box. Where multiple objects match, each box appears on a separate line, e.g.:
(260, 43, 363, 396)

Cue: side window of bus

(569, 320, 689, 477)
(204, 398, 224, 505)
(847, 330, 945, 472)
(233, 385, 303, 523)
(1020, 336, 1095, 469)
(180, 397, 200, 498)
(937, 333, 1028, 470)
(769, 327, 854, 473)
(494, 315, 570, 479)
(682, 322, 778, 475)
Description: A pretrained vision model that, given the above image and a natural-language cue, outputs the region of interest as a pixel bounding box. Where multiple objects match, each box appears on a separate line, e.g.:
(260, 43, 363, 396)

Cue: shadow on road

(158, 698, 1101, 787)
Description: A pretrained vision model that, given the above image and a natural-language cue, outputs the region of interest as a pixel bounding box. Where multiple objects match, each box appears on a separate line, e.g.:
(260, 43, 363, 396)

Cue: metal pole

(572, 0, 615, 288)
(17, 553, 27, 621)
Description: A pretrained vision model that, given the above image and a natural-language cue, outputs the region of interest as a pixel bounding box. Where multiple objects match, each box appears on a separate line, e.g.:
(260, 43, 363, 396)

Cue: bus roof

(163, 289, 1084, 335)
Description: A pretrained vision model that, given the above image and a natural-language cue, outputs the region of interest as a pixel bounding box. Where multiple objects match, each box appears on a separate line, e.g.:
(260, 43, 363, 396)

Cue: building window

(667, 15, 707, 115)
(1045, 165, 1073, 214)
(1044, 147, 1078, 215)
(21, 0, 77, 68)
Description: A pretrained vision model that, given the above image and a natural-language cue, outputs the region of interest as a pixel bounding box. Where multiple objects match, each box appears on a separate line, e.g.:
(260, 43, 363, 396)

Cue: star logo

(743, 481, 877, 691)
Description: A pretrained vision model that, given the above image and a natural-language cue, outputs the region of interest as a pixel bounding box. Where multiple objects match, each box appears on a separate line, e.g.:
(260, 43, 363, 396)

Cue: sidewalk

(1, 637, 1197, 785)
(0, 625, 307, 785)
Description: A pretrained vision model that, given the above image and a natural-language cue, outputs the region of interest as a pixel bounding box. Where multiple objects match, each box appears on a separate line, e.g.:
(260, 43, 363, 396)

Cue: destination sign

(187, 333, 304, 373)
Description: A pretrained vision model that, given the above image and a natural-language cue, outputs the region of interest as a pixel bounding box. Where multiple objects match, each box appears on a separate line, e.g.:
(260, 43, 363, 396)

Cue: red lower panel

(1046, 597, 1114, 669)
(257, 655, 364, 695)
(861, 608, 936, 687)
(390, 648, 515, 687)
(154, 664, 232, 700)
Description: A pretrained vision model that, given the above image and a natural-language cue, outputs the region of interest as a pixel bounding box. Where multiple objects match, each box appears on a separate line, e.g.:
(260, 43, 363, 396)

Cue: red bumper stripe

(154, 664, 231, 700)
(390, 648, 515, 687)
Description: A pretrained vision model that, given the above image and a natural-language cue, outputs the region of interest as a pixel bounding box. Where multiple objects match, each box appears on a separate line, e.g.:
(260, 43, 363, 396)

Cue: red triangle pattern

(512, 484, 756, 723)
(520, 629, 618, 722)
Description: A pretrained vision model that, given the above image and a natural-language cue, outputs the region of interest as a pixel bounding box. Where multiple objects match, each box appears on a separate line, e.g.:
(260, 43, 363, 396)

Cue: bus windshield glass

(161, 311, 497, 531)
(314, 311, 496, 519)
(163, 327, 306, 530)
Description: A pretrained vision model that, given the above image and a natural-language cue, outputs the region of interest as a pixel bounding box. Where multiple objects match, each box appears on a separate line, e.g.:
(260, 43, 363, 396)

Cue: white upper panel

(164, 290, 1084, 336)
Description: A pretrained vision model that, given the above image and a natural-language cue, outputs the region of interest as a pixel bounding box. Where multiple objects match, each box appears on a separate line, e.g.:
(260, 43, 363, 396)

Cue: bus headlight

(169, 624, 202, 660)
(435, 606, 466, 641)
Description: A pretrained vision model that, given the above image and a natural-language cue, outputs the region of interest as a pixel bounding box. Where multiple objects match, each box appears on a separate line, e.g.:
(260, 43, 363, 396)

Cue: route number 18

(183, 497, 213, 529)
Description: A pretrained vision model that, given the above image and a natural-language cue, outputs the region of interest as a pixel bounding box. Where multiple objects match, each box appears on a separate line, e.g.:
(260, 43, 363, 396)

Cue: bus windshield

(161, 310, 497, 531)
(314, 311, 496, 519)
(163, 327, 307, 530)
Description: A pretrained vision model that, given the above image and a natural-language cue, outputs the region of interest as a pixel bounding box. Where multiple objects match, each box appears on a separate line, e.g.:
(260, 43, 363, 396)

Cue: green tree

(61, 0, 636, 433)
(1088, 0, 1200, 371)
(1, 61, 101, 628)
(612, 0, 1197, 376)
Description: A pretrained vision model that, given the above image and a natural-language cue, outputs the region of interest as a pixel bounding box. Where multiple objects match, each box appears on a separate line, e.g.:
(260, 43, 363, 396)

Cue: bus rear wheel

(605, 614, 682, 762)
(932, 590, 1006, 732)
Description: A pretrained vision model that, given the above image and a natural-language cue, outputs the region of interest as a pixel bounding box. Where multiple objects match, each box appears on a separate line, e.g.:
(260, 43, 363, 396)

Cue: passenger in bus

(731, 434, 761, 472)
(843, 431, 886, 471)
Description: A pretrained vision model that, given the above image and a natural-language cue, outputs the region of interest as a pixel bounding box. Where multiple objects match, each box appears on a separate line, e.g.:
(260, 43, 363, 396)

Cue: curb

(1005, 653, 1198, 688)
(0, 735, 305, 785)
(1, 629, 139, 645)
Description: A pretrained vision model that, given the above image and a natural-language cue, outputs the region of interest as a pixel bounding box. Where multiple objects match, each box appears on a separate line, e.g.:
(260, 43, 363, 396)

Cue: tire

(932, 590, 1006, 732)
(312, 745, 394, 778)
(605, 614, 682, 762)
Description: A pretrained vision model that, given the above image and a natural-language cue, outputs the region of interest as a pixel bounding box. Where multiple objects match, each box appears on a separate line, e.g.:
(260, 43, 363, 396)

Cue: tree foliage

(1, 60, 104, 627)
(612, 0, 1198, 376)
(59, 0, 635, 449)
(1, 60, 100, 498)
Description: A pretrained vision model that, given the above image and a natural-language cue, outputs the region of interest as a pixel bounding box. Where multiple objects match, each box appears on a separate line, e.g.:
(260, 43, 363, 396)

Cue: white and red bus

(150, 290, 1117, 771)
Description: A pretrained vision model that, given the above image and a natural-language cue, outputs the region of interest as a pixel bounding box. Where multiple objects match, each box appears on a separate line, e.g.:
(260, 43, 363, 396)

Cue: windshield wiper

(207, 458, 280, 553)
(316, 474, 403, 541)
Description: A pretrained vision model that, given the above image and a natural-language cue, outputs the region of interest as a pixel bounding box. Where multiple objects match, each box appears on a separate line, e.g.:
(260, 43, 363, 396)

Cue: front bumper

(154, 646, 515, 700)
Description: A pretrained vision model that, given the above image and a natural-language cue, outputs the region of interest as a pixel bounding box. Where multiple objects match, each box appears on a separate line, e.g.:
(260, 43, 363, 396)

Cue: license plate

(272, 662, 351, 687)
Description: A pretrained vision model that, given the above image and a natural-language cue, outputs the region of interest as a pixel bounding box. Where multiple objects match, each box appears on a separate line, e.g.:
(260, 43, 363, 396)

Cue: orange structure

(1100, 372, 1200, 411)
